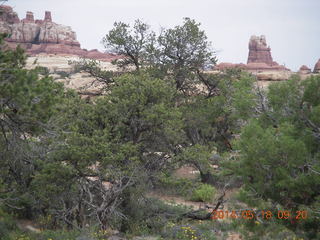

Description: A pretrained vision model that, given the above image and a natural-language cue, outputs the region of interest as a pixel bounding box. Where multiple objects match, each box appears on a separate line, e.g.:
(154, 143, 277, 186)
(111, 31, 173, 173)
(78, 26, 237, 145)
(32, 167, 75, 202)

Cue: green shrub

(190, 184, 216, 202)
(0, 210, 17, 239)
(11, 229, 83, 240)
(39, 229, 82, 240)
(123, 196, 190, 235)
(162, 223, 217, 240)
(34, 66, 50, 75)
(158, 173, 199, 197)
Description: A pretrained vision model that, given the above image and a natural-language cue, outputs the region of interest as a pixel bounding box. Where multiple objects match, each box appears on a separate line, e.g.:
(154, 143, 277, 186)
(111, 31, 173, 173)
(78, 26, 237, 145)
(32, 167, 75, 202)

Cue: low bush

(157, 173, 200, 197)
(190, 184, 216, 202)
(34, 66, 50, 76)
(0, 209, 18, 240)
(123, 196, 191, 235)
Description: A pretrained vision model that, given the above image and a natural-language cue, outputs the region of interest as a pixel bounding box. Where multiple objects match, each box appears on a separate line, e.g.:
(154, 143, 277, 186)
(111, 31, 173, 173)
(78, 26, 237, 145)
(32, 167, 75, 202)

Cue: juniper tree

(232, 75, 320, 239)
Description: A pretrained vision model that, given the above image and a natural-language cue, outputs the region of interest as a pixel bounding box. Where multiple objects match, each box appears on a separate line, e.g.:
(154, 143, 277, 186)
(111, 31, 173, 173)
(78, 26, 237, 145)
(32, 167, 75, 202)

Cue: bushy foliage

(102, 18, 217, 94)
(0, 33, 66, 219)
(2, 15, 318, 240)
(191, 184, 216, 202)
(0, 208, 17, 239)
(158, 173, 197, 197)
(231, 75, 320, 239)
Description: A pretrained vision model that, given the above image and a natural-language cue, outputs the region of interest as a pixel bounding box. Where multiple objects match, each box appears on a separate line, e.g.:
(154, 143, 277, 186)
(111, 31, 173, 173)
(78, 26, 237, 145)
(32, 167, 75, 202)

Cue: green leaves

(31, 162, 77, 203)
(181, 71, 256, 151)
(303, 75, 320, 107)
(0, 44, 64, 137)
(233, 75, 320, 236)
(0, 35, 70, 220)
(158, 18, 216, 91)
(159, 17, 214, 68)
(175, 144, 212, 169)
(103, 18, 216, 93)
(98, 73, 183, 151)
(236, 121, 315, 211)
(103, 19, 156, 70)
(2, 17, 319, 237)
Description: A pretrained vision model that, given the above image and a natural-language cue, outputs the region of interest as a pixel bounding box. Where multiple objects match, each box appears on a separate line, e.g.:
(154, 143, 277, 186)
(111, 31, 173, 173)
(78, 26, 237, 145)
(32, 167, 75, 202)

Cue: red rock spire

(44, 11, 52, 22)
(247, 35, 274, 66)
(24, 11, 34, 23)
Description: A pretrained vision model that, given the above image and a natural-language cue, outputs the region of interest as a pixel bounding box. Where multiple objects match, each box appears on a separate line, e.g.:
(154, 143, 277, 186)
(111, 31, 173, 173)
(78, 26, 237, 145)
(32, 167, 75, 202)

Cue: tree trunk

(200, 170, 217, 185)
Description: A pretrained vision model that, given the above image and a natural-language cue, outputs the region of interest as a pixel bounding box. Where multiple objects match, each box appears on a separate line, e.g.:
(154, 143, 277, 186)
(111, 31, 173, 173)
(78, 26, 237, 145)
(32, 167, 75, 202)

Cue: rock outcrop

(314, 59, 320, 73)
(0, 5, 119, 61)
(298, 65, 311, 74)
(248, 35, 276, 65)
(214, 35, 290, 81)
(23, 12, 34, 23)
(0, 5, 19, 23)
(44, 11, 52, 22)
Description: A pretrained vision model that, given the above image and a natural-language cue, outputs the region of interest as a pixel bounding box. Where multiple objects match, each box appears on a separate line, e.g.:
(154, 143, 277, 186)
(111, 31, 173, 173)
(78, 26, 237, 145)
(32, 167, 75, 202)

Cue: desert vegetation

(0, 17, 319, 240)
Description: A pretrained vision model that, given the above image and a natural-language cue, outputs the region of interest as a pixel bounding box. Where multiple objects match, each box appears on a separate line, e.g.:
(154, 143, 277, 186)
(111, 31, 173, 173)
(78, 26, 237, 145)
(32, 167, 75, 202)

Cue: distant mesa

(0, 5, 119, 61)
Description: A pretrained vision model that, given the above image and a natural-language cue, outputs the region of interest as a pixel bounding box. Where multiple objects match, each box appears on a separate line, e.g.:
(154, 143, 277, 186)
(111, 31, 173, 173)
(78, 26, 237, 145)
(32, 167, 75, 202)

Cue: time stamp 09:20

(211, 210, 308, 220)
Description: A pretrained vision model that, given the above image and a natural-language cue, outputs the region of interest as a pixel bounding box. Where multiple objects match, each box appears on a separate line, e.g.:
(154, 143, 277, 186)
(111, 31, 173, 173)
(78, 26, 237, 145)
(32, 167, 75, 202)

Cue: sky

(7, 0, 320, 71)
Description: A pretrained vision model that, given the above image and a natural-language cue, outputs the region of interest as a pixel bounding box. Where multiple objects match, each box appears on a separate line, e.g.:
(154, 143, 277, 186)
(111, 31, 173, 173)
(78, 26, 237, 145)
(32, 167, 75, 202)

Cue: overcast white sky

(8, 0, 320, 71)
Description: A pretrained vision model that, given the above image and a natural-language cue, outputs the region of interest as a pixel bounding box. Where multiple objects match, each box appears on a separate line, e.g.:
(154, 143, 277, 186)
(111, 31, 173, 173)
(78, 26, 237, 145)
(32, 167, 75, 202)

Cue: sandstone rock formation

(0, 5, 19, 23)
(214, 35, 290, 81)
(0, 5, 119, 61)
(23, 12, 34, 23)
(44, 11, 52, 22)
(25, 55, 119, 99)
(213, 63, 246, 70)
(314, 59, 320, 73)
(0, 6, 79, 46)
(298, 65, 311, 74)
(248, 35, 276, 65)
